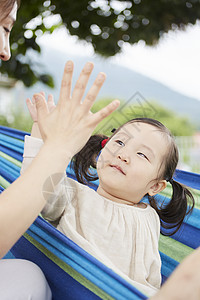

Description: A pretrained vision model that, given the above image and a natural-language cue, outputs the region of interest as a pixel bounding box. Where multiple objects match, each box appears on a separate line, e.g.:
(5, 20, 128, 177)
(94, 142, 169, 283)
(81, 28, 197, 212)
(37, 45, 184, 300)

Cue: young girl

(22, 65, 194, 297)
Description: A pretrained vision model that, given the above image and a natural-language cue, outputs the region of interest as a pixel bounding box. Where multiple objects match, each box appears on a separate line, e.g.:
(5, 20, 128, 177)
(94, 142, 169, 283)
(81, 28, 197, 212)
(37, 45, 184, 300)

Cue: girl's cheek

(96, 152, 104, 170)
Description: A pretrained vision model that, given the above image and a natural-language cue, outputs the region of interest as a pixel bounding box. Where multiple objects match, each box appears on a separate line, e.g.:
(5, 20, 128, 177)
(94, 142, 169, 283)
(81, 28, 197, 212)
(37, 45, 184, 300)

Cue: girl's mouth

(110, 165, 126, 175)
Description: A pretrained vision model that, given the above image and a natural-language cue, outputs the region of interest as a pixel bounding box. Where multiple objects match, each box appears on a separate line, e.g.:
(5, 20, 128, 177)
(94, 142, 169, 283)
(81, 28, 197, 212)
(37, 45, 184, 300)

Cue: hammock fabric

(0, 125, 200, 300)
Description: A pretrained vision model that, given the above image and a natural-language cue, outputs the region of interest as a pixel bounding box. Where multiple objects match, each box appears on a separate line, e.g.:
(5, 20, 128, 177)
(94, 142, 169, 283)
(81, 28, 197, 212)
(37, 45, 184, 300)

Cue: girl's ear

(148, 180, 167, 196)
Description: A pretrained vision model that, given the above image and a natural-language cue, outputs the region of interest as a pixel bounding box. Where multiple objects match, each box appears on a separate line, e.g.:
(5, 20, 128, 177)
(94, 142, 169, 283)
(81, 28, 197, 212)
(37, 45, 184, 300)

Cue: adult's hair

(0, 0, 20, 22)
(71, 117, 195, 236)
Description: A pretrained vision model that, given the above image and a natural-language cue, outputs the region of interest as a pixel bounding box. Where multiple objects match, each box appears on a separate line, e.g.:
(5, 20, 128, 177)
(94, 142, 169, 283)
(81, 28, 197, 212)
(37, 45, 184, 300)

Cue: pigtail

(71, 134, 108, 184)
(149, 180, 195, 236)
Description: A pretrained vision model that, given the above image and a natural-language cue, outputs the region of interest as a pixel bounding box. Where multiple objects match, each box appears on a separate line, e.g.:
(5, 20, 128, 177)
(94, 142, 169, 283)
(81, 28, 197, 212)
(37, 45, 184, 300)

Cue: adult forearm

(0, 142, 71, 258)
(150, 247, 200, 300)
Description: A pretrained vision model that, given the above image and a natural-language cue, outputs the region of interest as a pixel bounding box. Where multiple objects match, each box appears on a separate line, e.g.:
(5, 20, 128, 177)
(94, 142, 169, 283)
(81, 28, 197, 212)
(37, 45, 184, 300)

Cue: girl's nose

(117, 153, 130, 163)
(0, 38, 11, 61)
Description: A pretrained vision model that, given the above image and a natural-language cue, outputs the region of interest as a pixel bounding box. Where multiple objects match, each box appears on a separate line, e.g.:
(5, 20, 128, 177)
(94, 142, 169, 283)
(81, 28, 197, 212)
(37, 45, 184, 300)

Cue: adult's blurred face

(0, 1, 17, 61)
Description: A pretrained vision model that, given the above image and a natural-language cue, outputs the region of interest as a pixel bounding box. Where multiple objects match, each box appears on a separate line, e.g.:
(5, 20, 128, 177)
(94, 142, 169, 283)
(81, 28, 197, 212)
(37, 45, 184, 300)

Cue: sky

(38, 21, 200, 101)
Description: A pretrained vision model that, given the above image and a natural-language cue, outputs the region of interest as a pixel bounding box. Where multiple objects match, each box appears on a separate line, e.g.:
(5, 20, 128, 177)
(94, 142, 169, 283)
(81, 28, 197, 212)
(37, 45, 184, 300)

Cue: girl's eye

(115, 140, 125, 146)
(137, 152, 149, 160)
(4, 27, 10, 33)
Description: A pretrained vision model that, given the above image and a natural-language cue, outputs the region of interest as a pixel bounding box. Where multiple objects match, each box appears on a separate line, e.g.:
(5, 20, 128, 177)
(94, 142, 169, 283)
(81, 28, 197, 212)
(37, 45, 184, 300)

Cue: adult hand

(34, 61, 120, 157)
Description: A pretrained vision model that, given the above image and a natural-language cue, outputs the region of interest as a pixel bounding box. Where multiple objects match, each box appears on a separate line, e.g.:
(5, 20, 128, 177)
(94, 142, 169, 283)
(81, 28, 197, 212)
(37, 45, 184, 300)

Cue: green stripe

(0, 151, 22, 168)
(0, 176, 10, 189)
(159, 235, 193, 263)
(160, 184, 172, 197)
(193, 190, 200, 209)
(24, 233, 115, 300)
(160, 184, 200, 209)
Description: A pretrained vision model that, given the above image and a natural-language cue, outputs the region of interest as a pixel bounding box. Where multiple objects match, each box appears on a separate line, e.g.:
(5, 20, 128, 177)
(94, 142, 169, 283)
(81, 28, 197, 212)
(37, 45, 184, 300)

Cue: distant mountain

(25, 47, 200, 129)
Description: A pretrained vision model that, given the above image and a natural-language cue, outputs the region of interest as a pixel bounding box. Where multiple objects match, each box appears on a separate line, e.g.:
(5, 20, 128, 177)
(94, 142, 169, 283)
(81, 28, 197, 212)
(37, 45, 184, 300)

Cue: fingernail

(65, 61, 73, 71)
(97, 72, 106, 80)
(34, 95, 40, 102)
(113, 100, 120, 107)
(85, 62, 93, 72)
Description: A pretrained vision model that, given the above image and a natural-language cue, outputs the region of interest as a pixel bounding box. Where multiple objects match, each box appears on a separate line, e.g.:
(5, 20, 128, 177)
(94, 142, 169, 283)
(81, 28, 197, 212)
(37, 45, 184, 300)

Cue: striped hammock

(0, 125, 200, 300)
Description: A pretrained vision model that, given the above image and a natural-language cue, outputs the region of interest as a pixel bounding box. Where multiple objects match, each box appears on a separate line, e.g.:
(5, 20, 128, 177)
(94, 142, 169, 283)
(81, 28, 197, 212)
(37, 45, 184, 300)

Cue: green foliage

(91, 98, 195, 137)
(0, 98, 195, 136)
(0, 110, 32, 133)
(1, 0, 200, 86)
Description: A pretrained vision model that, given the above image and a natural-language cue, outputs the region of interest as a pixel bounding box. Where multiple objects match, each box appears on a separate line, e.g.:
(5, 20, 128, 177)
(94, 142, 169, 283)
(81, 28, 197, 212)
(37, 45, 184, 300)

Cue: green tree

(1, 0, 200, 86)
(91, 98, 195, 136)
(0, 98, 195, 136)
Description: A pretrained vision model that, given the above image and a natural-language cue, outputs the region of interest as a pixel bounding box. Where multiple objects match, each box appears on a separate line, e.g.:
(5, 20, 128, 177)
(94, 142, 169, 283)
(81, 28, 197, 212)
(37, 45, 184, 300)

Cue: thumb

(34, 93, 48, 121)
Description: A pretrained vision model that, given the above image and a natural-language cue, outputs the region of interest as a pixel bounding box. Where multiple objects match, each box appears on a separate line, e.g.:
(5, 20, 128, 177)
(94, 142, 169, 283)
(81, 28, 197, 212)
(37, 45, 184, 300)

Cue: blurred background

(0, 0, 200, 173)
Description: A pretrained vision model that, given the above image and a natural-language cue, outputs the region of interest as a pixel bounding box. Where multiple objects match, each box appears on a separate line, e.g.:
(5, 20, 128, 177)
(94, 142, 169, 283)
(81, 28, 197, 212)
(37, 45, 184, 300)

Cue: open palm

(34, 61, 120, 156)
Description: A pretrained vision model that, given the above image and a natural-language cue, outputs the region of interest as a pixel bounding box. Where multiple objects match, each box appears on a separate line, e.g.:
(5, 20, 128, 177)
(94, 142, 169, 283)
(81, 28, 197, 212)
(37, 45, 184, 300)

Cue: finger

(82, 72, 106, 112)
(32, 92, 44, 105)
(47, 94, 56, 112)
(92, 100, 120, 126)
(26, 98, 33, 110)
(34, 93, 49, 121)
(72, 62, 94, 103)
(58, 61, 74, 107)
(26, 98, 37, 121)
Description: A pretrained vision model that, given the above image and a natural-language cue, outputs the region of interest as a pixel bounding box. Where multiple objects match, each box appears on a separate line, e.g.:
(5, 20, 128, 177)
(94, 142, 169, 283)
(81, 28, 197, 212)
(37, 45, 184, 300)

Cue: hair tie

(101, 138, 109, 148)
(167, 178, 174, 184)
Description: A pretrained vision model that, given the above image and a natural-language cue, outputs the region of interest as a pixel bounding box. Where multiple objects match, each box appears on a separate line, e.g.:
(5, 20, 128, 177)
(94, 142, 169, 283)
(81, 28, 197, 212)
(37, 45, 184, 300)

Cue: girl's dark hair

(71, 117, 195, 236)
(0, 0, 20, 22)
(72, 134, 107, 184)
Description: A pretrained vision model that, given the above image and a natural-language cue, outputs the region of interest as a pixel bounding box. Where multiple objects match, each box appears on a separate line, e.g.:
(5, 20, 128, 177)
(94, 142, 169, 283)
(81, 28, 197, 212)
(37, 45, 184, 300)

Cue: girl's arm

(21, 95, 72, 222)
(20, 136, 43, 175)
(0, 61, 120, 258)
(20, 93, 55, 174)
(21, 136, 70, 222)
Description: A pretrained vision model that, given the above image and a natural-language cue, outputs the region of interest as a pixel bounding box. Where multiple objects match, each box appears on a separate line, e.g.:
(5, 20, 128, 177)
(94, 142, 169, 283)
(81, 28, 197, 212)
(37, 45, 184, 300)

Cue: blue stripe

(1, 157, 21, 172)
(0, 145, 23, 161)
(0, 161, 20, 178)
(0, 126, 29, 140)
(0, 168, 18, 183)
(0, 133, 25, 149)
(170, 222, 200, 249)
(174, 169, 200, 191)
(0, 139, 24, 154)
(160, 252, 178, 279)
(0, 156, 21, 173)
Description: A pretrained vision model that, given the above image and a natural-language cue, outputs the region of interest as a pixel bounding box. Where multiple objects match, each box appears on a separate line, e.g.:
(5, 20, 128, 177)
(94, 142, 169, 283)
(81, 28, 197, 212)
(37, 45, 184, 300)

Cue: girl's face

(0, 1, 17, 61)
(96, 122, 168, 205)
